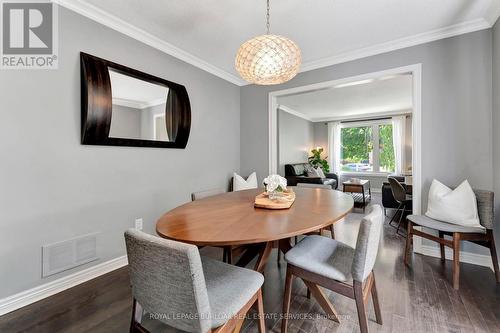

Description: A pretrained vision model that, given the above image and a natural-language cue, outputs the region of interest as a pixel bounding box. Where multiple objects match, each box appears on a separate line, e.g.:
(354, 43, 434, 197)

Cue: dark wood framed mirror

(80, 52, 191, 148)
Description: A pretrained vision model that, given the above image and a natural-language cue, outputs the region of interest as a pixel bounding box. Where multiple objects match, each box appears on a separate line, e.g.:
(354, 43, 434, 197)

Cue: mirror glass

(108, 68, 172, 141)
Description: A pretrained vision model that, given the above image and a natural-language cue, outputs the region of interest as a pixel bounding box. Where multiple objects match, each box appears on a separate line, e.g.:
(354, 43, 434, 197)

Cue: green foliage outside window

(341, 126, 373, 164)
(379, 124, 395, 172)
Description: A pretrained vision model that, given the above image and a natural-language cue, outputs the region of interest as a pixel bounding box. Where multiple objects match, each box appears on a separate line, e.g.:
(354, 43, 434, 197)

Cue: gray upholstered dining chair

(124, 229, 266, 333)
(388, 177, 411, 235)
(281, 205, 384, 333)
(191, 188, 225, 201)
(404, 189, 500, 290)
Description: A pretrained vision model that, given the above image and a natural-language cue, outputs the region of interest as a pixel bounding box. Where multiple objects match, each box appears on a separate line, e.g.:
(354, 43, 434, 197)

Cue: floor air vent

(42, 233, 99, 277)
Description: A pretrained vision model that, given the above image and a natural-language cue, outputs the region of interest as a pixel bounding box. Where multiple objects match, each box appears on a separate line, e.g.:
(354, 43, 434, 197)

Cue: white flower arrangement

(263, 174, 287, 193)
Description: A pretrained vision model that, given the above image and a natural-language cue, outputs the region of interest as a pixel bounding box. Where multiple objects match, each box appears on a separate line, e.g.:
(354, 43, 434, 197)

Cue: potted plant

(308, 147, 330, 172)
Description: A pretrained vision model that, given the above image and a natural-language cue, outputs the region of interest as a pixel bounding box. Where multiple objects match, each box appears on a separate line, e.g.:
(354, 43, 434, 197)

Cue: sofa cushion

(292, 164, 306, 176)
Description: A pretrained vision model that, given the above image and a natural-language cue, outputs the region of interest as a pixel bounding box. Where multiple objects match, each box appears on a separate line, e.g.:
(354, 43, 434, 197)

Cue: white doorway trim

(268, 64, 423, 252)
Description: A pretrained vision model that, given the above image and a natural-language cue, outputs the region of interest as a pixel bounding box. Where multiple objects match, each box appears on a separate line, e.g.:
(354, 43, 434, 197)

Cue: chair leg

(281, 266, 294, 333)
(130, 299, 148, 333)
(226, 246, 233, 265)
(438, 231, 446, 262)
(370, 273, 383, 325)
(452, 233, 461, 290)
(488, 231, 500, 283)
(223, 247, 227, 263)
(396, 203, 406, 235)
(353, 280, 369, 333)
(277, 248, 281, 264)
(294, 236, 298, 244)
(404, 221, 413, 266)
(329, 224, 335, 239)
(389, 203, 403, 226)
(256, 289, 266, 333)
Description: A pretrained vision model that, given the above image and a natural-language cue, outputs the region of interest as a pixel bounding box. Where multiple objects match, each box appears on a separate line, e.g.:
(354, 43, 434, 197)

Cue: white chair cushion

(233, 172, 258, 191)
(425, 179, 482, 228)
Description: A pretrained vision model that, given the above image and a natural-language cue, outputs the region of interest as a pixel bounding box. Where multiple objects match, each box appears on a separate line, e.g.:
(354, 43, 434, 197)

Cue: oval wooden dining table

(156, 187, 354, 273)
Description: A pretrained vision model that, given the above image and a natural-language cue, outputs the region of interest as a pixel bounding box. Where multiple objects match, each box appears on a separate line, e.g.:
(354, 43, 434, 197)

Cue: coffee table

(342, 179, 371, 211)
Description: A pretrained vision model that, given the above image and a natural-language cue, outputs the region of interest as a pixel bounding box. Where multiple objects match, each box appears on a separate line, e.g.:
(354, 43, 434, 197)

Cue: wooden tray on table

(254, 189, 296, 209)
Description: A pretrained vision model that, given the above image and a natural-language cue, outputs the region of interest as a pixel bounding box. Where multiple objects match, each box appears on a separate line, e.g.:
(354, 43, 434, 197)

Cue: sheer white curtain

(392, 116, 406, 174)
(328, 121, 342, 174)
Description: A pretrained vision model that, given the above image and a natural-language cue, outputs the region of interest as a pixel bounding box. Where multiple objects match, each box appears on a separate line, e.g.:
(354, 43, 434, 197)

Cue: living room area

(276, 69, 415, 218)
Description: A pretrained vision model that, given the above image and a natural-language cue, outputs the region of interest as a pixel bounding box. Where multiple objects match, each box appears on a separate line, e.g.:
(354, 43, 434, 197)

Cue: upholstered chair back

(191, 188, 225, 201)
(297, 183, 332, 189)
(474, 190, 494, 229)
(351, 205, 384, 282)
(388, 177, 406, 203)
(124, 229, 211, 333)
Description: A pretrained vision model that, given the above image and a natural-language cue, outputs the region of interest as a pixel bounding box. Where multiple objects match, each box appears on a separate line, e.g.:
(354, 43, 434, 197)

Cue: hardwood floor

(1, 194, 499, 333)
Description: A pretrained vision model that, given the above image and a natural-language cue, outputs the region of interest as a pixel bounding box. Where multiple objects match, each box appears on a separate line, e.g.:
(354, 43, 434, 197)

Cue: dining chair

(125, 229, 266, 333)
(192, 188, 245, 264)
(191, 188, 225, 201)
(281, 205, 384, 333)
(296, 183, 336, 239)
(404, 189, 500, 290)
(387, 177, 411, 235)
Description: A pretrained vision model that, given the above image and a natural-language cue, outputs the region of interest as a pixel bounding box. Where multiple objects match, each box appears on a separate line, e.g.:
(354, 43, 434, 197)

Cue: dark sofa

(284, 163, 338, 189)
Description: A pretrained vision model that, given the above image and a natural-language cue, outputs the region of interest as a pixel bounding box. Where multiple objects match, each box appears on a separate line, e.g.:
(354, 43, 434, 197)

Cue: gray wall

(493, 19, 500, 252)
(241, 30, 493, 255)
(109, 105, 142, 139)
(278, 110, 314, 175)
(0, 8, 240, 298)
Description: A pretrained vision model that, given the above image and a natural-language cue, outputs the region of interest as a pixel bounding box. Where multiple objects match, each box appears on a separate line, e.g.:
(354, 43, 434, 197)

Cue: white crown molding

(484, 1, 500, 26)
(417, 245, 497, 272)
(278, 105, 312, 121)
(300, 18, 491, 73)
(51, 0, 247, 86)
(0, 255, 128, 316)
(113, 97, 166, 110)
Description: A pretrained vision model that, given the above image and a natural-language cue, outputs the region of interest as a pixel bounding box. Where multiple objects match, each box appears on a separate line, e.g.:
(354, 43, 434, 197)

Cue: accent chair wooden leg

(488, 231, 500, 283)
(452, 233, 461, 290)
(438, 231, 446, 262)
(281, 267, 294, 333)
(329, 224, 335, 239)
(404, 221, 413, 266)
(370, 273, 383, 325)
(256, 289, 266, 333)
(277, 249, 281, 264)
(353, 280, 369, 333)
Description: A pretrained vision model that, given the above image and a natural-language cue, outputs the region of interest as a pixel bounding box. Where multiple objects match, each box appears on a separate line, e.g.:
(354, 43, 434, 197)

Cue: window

(340, 120, 395, 173)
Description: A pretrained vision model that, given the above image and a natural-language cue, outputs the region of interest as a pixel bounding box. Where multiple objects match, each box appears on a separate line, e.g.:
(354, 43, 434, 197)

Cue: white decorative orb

(235, 34, 301, 85)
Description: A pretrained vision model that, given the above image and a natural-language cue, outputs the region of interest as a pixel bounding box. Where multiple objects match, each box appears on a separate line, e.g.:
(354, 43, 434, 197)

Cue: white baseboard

(416, 245, 496, 271)
(0, 255, 128, 316)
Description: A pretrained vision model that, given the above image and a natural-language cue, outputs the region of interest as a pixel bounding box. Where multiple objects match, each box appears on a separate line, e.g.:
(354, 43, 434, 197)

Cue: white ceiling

(277, 74, 413, 122)
(56, 0, 500, 85)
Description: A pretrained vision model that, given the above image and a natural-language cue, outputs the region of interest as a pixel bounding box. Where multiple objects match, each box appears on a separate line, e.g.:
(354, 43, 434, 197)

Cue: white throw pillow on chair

(233, 172, 258, 191)
(425, 179, 482, 228)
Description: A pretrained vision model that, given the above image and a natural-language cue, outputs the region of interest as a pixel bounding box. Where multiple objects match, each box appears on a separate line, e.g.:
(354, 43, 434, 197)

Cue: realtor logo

(1, 0, 58, 69)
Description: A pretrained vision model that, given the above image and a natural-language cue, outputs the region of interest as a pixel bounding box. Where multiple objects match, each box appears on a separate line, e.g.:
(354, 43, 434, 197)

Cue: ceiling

(277, 74, 413, 122)
(56, 0, 500, 85)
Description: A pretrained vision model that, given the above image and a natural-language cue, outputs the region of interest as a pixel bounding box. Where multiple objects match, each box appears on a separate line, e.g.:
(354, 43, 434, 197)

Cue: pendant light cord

(266, 0, 270, 34)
